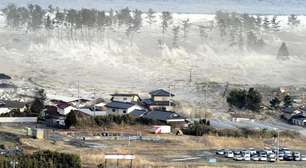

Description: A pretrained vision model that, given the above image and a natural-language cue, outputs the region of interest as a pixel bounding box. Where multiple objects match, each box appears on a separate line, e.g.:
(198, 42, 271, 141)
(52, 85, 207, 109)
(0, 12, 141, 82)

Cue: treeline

(183, 121, 299, 138)
(64, 111, 162, 129)
(0, 150, 81, 168)
(2, 4, 301, 49)
(215, 11, 300, 50)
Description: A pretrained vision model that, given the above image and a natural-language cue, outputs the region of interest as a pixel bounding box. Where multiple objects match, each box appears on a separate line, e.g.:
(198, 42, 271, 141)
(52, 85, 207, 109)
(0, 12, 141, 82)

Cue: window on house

(123, 97, 127, 100)
(123, 110, 127, 113)
(112, 109, 116, 112)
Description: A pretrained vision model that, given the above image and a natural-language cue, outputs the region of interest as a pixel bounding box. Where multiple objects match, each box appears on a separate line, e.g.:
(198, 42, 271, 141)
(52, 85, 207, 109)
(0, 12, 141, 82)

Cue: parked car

(294, 152, 301, 161)
(243, 155, 251, 161)
(233, 150, 241, 155)
(225, 151, 234, 158)
(259, 155, 267, 161)
(259, 152, 268, 161)
(216, 149, 225, 155)
(252, 155, 260, 161)
(249, 148, 257, 156)
(278, 155, 284, 161)
(300, 155, 306, 161)
(284, 155, 294, 161)
(268, 154, 276, 162)
(234, 155, 243, 161)
(241, 150, 251, 157)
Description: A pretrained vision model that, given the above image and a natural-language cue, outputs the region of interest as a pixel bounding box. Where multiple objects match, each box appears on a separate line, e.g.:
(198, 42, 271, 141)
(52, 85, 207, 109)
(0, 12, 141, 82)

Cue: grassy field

(2, 124, 306, 168)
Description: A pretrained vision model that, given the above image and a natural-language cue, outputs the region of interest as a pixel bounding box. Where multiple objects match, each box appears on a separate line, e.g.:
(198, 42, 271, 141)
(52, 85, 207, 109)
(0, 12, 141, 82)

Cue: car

(216, 149, 225, 155)
(252, 155, 260, 161)
(278, 156, 284, 161)
(233, 150, 241, 155)
(259, 155, 267, 161)
(268, 154, 276, 162)
(234, 155, 243, 161)
(279, 151, 285, 157)
(294, 153, 301, 161)
(243, 155, 251, 161)
(300, 155, 306, 161)
(284, 155, 294, 161)
(249, 148, 257, 156)
(225, 151, 234, 158)
(241, 150, 251, 157)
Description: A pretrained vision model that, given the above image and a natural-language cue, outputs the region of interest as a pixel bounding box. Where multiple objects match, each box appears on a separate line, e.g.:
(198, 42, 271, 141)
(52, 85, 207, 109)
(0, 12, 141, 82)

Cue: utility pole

(189, 68, 192, 83)
(77, 80, 80, 109)
(93, 88, 96, 117)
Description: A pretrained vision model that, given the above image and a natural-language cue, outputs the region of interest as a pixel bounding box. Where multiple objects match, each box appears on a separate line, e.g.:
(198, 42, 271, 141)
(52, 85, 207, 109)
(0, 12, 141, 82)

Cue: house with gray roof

(143, 110, 188, 127)
(105, 101, 144, 115)
(143, 89, 176, 111)
(110, 93, 141, 104)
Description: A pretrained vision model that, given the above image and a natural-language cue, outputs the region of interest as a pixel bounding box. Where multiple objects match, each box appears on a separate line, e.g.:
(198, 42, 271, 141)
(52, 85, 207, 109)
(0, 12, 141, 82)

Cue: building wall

(0, 117, 37, 123)
(149, 105, 174, 111)
(152, 96, 170, 101)
(107, 105, 143, 115)
(112, 96, 140, 103)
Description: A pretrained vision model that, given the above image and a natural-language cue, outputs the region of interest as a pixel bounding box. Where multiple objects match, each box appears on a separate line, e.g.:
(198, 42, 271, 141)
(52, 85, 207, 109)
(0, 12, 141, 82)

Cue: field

(1, 124, 306, 168)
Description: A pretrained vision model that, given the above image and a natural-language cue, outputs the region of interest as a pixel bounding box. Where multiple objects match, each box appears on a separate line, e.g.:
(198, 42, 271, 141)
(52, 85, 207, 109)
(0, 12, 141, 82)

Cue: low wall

(0, 117, 37, 123)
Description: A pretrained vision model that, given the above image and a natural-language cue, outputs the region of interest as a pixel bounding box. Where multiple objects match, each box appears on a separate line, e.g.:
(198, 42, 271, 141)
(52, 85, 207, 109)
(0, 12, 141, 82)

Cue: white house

(56, 102, 76, 115)
(110, 93, 141, 103)
(105, 101, 144, 115)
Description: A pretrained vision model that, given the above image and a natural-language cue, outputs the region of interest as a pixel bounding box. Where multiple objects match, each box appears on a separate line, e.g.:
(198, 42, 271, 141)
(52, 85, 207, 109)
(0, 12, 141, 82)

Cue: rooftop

(149, 89, 174, 97)
(105, 101, 136, 109)
(111, 93, 139, 97)
(144, 110, 184, 121)
(129, 109, 147, 117)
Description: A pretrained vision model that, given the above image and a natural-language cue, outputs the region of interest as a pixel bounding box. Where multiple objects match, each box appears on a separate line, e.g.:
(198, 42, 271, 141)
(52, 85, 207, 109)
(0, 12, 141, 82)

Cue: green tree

(246, 88, 262, 112)
(277, 42, 289, 60)
(270, 97, 281, 109)
(227, 89, 247, 109)
(65, 110, 77, 128)
(283, 95, 293, 107)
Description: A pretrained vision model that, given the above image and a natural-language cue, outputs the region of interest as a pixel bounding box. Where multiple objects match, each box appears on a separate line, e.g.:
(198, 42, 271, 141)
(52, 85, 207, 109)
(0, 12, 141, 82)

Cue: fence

(0, 117, 37, 123)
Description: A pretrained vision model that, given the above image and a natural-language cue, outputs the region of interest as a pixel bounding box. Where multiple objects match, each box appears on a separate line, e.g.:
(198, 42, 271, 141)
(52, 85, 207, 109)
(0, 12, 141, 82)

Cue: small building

(110, 93, 141, 104)
(105, 101, 143, 115)
(56, 101, 76, 115)
(143, 110, 188, 128)
(0, 100, 27, 115)
(129, 109, 147, 118)
(143, 89, 175, 111)
(77, 108, 107, 117)
(290, 115, 306, 127)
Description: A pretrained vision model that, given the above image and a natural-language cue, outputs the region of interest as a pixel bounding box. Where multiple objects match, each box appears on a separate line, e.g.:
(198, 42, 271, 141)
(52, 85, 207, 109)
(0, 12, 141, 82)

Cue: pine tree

(263, 17, 270, 31)
(182, 19, 191, 43)
(172, 25, 180, 48)
(288, 14, 300, 27)
(277, 42, 289, 60)
(146, 8, 156, 29)
(271, 16, 280, 32)
(161, 12, 172, 35)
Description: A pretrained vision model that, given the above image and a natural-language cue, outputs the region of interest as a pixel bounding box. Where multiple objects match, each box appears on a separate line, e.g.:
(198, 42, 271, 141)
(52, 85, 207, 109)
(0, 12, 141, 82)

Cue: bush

(0, 150, 81, 168)
(227, 88, 262, 112)
(94, 115, 161, 128)
(183, 121, 215, 136)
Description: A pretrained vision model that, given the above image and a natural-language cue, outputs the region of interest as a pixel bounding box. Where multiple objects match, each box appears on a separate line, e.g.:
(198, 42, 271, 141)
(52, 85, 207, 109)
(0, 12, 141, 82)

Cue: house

(105, 101, 143, 115)
(110, 93, 141, 104)
(56, 101, 76, 115)
(77, 108, 107, 116)
(143, 89, 175, 111)
(143, 110, 188, 128)
(290, 115, 306, 127)
(0, 100, 27, 115)
(129, 109, 147, 118)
